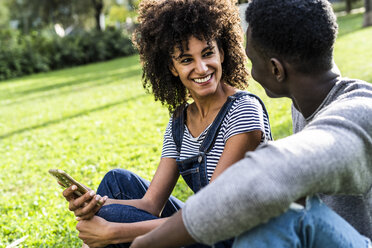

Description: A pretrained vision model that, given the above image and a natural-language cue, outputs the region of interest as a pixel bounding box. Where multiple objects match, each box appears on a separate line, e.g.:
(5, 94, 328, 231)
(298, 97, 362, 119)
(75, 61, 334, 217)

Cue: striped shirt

(161, 93, 272, 181)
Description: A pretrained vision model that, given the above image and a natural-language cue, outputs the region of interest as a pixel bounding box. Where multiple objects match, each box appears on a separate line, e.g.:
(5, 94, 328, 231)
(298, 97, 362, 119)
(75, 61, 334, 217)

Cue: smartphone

(48, 169, 91, 196)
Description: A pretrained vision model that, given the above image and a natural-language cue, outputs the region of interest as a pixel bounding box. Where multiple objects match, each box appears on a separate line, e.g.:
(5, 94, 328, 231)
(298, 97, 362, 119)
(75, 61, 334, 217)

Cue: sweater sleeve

(182, 98, 372, 245)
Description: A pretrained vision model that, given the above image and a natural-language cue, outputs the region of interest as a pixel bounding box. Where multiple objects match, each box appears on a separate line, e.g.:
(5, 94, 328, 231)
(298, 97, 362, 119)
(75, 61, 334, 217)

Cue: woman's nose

(194, 60, 208, 74)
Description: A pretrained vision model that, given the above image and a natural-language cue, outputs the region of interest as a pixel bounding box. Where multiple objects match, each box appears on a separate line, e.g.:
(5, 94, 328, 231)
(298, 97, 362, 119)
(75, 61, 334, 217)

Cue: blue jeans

(95, 169, 214, 248)
(233, 196, 372, 248)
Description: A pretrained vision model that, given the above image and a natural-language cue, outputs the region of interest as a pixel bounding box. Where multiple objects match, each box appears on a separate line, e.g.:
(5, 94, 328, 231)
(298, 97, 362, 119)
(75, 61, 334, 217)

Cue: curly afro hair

(133, 0, 249, 113)
(245, 0, 338, 74)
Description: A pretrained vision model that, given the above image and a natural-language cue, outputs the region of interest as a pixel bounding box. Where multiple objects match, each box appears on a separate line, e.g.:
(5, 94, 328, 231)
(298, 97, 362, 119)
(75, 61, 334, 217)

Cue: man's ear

(169, 64, 179, 77)
(270, 58, 285, 82)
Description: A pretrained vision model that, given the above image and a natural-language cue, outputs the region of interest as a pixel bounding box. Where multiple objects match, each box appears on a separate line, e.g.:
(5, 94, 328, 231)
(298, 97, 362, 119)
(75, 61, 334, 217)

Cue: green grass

(1, 13, 371, 247)
(335, 13, 372, 82)
(332, 0, 364, 13)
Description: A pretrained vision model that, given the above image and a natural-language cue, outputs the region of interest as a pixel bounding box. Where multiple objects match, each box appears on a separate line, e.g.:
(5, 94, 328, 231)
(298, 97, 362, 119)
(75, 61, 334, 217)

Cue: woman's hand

(63, 185, 107, 220)
(76, 216, 113, 248)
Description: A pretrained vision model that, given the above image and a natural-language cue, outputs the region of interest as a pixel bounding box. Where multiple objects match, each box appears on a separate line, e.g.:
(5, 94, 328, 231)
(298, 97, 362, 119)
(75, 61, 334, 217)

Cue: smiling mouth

(193, 74, 212, 84)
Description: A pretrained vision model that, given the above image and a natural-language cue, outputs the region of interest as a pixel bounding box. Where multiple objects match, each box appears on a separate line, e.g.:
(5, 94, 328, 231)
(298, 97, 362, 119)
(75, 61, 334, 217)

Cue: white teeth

(194, 74, 211, 83)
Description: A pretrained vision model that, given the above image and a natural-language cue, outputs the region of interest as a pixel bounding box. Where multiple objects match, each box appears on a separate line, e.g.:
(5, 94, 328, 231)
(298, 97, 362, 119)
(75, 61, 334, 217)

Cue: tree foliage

(0, 1, 9, 28)
(7, 0, 110, 33)
(0, 28, 136, 80)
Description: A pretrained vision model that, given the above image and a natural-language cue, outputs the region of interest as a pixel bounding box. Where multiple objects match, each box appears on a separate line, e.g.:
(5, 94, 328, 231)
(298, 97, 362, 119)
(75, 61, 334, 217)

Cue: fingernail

(100, 196, 107, 204)
(71, 185, 77, 190)
(95, 195, 101, 201)
(76, 217, 81, 221)
(90, 191, 95, 196)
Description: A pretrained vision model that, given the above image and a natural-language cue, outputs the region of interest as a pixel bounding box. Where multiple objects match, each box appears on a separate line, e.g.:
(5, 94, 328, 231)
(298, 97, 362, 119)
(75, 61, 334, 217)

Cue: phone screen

(48, 169, 89, 196)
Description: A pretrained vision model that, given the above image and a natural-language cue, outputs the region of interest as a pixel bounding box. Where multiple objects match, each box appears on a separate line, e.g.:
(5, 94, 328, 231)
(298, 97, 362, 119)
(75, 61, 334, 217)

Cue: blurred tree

(91, 0, 104, 31)
(108, 6, 130, 24)
(106, 0, 139, 32)
(0, 0, 10, 28)
(345, 0, 361, 13)
(7, 0, 111, 33)
(364, 0, 372, 26)
(346, 0, 352, 13)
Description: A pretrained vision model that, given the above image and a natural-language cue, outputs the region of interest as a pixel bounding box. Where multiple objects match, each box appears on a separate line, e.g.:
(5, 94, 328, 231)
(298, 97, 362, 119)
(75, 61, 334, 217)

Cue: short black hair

(245, 0, 338, 74)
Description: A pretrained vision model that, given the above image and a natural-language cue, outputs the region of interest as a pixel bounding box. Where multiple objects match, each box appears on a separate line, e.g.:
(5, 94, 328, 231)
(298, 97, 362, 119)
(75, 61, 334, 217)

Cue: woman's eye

(203, 51, 214, 57)
(181, 58, 192, 63)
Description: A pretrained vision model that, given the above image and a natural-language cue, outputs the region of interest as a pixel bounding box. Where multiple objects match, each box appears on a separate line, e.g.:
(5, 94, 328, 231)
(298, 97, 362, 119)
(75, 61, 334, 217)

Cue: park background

(0, 0, 371, 247)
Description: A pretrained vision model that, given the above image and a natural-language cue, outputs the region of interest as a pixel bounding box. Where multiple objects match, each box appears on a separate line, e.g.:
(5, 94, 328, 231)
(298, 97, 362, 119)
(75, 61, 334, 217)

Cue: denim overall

(172, 91, 272, 194)
(95, 92, 271, 248)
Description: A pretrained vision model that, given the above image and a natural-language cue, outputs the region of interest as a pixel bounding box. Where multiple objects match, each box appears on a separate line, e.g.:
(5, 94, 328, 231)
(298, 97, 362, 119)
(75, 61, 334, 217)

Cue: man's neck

(290, 68, 340, 118)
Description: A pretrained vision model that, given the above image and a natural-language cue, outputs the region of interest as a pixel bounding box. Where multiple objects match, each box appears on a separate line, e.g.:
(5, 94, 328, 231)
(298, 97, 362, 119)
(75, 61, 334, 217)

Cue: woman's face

(170, 36, 224, 99)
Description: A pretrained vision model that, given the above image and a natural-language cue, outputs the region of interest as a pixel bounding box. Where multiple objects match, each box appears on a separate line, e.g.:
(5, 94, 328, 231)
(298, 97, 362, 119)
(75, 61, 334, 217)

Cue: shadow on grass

(337, 13, 365, 37)
(15, 68, 140, 96)
(1, 67, 141, 107)
(0, 94, 147, 140)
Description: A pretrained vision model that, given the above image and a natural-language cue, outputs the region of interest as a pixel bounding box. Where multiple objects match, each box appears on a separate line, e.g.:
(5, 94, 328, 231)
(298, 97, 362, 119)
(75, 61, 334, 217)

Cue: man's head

(245, 0, 338, 75)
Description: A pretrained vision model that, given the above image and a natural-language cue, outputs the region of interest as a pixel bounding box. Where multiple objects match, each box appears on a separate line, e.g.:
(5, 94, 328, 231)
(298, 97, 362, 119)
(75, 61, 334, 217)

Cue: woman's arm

(64, 157, 182, 247)
(210, 130, 262, 182)
(97, 157, 181, 217)
(140, 157, 180, 216)
(63, 157, 180, 218)
(77, 215, 171, 247)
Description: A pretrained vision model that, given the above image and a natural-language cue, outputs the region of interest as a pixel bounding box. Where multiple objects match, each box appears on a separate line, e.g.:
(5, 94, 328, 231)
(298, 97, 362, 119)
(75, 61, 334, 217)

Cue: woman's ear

(169, 64, 179, 77)
(270, 58, 286, 82)
(219, 48, 224, 64)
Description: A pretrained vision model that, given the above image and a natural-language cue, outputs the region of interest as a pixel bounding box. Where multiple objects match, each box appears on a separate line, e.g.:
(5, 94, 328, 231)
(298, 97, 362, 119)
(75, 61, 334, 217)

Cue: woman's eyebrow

(202, 45, 215, 53)
(172, 45, 215, 60)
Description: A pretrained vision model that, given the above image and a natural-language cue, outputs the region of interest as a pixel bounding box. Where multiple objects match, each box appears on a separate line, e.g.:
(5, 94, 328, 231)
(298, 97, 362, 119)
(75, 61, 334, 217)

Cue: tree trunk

(346, 0, 352, 13)
(364, 0, 372, 27)
(91, 0, 103, 31)
(127, 0, 134, 10)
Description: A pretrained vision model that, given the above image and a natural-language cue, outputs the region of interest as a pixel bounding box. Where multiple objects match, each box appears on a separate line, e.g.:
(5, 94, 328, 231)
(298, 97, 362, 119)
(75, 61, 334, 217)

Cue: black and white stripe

(161, 94, 272, 181)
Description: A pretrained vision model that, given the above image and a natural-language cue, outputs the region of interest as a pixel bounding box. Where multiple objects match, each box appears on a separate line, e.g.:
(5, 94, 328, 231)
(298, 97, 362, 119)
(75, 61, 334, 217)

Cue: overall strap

(199, 91, 250, 153)
(172, 104, 187, 153)
(171, 91, 272, 154)
(244, 92, 273, 140)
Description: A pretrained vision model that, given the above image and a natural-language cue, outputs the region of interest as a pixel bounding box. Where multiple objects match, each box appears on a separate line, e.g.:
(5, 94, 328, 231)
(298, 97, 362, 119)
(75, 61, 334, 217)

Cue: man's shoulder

(324, 78, 372, 111)
(315, 82, 372, 129)
(335, 78, 372, 98)
(333, 77, 371, 100)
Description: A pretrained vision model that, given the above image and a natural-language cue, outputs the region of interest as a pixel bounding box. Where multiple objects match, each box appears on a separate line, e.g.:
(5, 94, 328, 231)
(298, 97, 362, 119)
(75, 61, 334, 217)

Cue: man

(128, 0, 372, 247)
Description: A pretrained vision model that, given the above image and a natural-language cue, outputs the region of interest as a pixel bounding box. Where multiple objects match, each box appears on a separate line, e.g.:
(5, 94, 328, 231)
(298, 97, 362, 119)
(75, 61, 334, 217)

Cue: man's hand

(77, 216, 113, 248)
(130, 210, 196, 248)
(130, 235, 151, 248)
(63, 185, 107, 220)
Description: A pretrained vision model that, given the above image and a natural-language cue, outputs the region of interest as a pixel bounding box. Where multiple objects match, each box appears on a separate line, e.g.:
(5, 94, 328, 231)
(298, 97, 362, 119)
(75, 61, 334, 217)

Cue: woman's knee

(102, 168, 134, 184)
(99, 168, 149, 199)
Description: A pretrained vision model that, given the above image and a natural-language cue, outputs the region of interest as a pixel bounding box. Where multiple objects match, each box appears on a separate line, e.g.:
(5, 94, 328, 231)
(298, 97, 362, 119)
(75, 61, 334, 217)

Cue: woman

(62, 0, 272, 247)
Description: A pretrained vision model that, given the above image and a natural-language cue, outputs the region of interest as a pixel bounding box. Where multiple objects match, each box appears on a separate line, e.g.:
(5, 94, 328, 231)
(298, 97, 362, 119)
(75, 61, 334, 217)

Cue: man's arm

(182, 100, 372, 245)
(130, 211, 194, 248)
(132, 99, 372, 247)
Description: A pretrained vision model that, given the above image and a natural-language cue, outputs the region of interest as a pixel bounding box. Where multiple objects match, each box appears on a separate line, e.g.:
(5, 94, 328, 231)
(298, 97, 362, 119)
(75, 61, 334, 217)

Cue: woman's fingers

(74, 195, 108, 220)
(63, 185, 108, 219)
(62, 185, 80, 201)
(68, 190, 95, 211)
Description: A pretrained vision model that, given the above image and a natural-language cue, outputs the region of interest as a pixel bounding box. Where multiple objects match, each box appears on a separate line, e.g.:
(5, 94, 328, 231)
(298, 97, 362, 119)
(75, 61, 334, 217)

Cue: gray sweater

(182, 78, 372, 245)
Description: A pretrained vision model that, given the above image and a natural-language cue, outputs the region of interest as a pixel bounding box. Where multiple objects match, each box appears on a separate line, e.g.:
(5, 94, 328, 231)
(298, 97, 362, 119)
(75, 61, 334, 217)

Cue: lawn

(1, 13, 371, 247)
